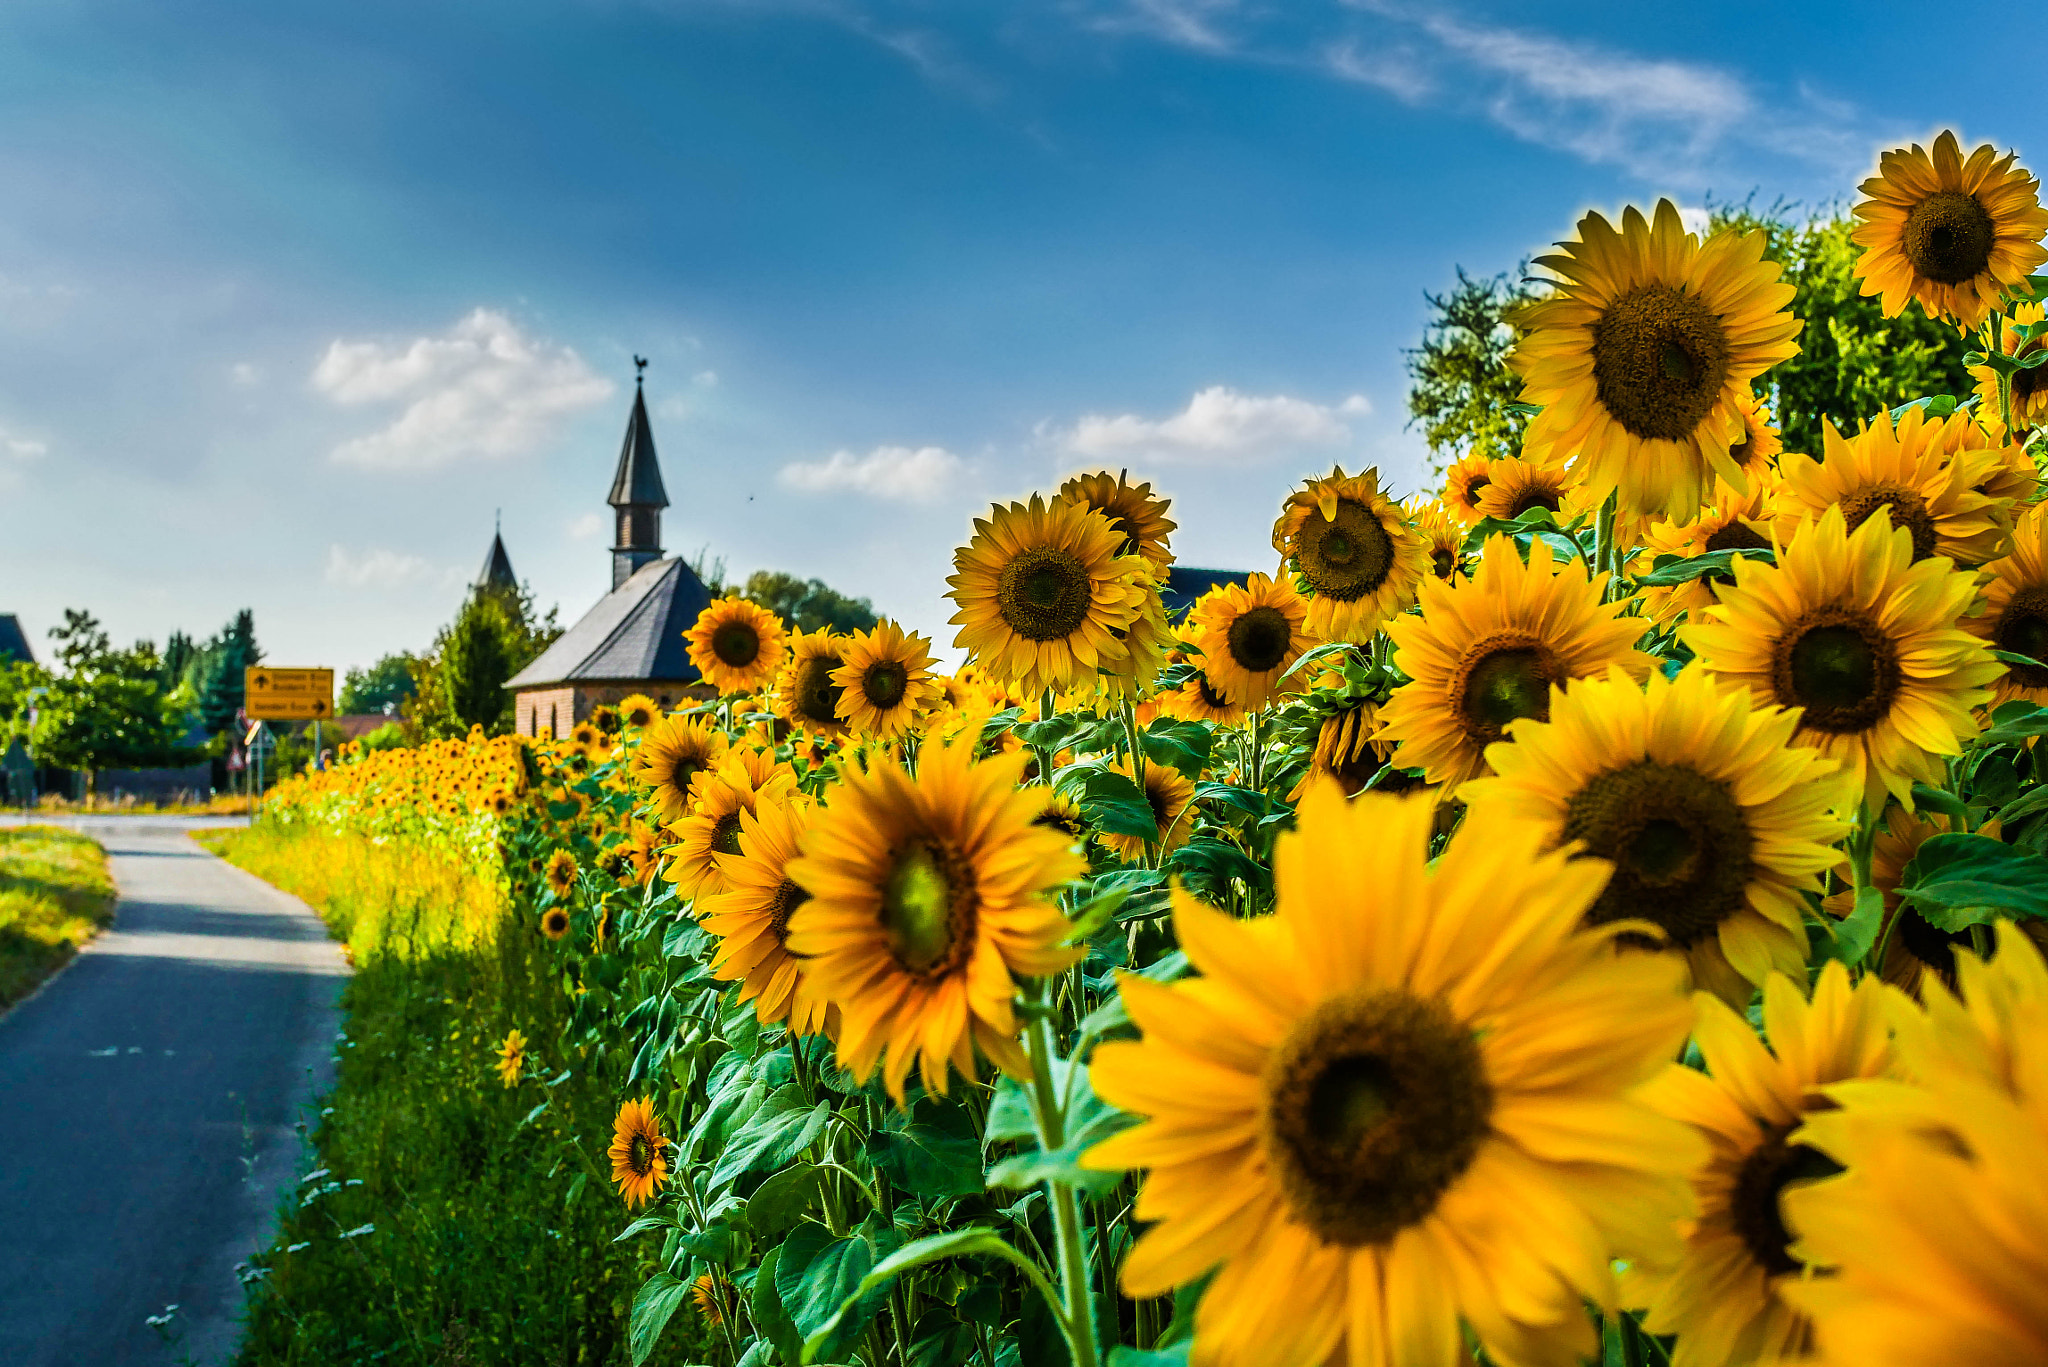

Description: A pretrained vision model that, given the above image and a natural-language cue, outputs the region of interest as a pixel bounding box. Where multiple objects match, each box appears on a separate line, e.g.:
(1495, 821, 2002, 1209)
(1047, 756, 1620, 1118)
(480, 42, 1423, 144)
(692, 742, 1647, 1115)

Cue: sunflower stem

(1023, 982, 1101, 1367)
(1847, 810, 1884, 975)
(1595, 490, 1620, 600)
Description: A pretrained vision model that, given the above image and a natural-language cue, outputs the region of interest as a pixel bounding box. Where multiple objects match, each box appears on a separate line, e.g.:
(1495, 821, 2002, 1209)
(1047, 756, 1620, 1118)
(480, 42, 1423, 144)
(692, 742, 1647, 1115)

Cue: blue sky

(0, 0, 2039, 678)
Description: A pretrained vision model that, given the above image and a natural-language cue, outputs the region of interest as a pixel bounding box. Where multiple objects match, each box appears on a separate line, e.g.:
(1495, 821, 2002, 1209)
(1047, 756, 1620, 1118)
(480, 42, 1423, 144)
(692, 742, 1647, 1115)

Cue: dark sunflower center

(1773, 610, 1903, 733)
(628, 1135, 654, 1176)
(1430, 548, 1457, 581)
(793, 655, 845, 726)
(862, 660, 909, 708)
(1704, 519, 1772, 554)
(1592, 283, 1733, 441)
(1506, 484, 1562, 519)
(2015, 339, 2047, 403)
(1106, 512, 1142, 559)
(1731, 1128, 1844, 1277)
(769, 879, 810, 946)
(713, 621, 762, 668)
(1317, 709, 1381, 796)
(1838, 484, 1939, 562)
(1451, 637, 1560, 744)
(997, 547, 1095, 642)
(1194, 674, 1233, 711)
(1565, 761, 1756, 948)
(1891, 902, 1973, 985)
(1728, 423, 1757, 469)
(1259, 988, 1492, 1248)
(879, 840, 977, 977)
(1994, 589, 2048, 686)
(1902, 190, 1996, 285)
(1294, 499, 1395, 602)
(543, 909, 568, 936)
(710, 811, 744, 857)
(1226, 605, 1294, 673)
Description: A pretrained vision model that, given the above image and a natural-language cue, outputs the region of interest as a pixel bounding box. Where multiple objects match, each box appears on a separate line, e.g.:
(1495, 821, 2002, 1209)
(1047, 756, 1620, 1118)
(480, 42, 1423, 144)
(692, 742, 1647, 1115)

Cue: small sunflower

(831, 620, 942, 738)
(1289, 697, 1388, 798)
(1966, 499, 2048, 705)
(699, 795, 830, 1035)
(1155, 669, 1247, 727)
(1682, 505, 2002, 813)
(615, 693, 660, 729)
(1945, 412, 2041, 506)
(1774, 408, 2014, 565)
(1513, 200, 1802, 520)
(774, 629, 850, 741)
(1472, 453, 1582, 523)
(1640, 473, 1777, 626)
(664, 759, 800, 904)
(948, 495, 1149, 698)
(494, 1028, 528, 1088)
(1971, 303, 2048, 439)
(590, 704, 622, 736)
(1405, 496, 1466, 581)
(1090, 569, 1172, 702)
(485, 787, 515, 818)
(1031, 788, 1087, 844)
(686, 596, 789, 695)
(1058, 469, 1177, 570)
(1441, 451, 1494, 524)
(1725, 388, 1784, 481)
(607, 1098, 671, 1210)
(1463, 665, 1852, 1006)
(1082, 785, 1702, 1367)
(691, 1273, 732, 1328)
(1628, 963, 1893, 1367)
(1377, 534, 1654, 792)
(628, 714, 731, 824)
(544, 849, 578, 898)
(1270, 465, 1429, 642)
(783, 733, 1085, 1103)
(1850, 130, 2048, 330)
(1184, 572, 1314, 712)
(1098, 757, 1198, 863)
(540, 907, 571, 940)
(568, 720, 602, 755)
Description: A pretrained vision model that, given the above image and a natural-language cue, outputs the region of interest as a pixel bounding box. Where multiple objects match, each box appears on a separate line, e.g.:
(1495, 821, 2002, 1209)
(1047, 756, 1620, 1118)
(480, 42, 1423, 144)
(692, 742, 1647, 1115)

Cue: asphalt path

(0, 815, 348, 1364)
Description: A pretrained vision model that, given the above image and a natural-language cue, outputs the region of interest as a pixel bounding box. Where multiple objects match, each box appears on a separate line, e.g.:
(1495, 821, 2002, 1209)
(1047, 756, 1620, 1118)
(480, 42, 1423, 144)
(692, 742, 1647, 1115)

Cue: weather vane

(634, 354, 648, 386)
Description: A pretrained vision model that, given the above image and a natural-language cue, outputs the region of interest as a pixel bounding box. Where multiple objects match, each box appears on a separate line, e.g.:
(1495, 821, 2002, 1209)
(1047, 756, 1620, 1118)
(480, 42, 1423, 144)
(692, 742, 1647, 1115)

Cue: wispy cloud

(778, 445, 964, 502)
(1058, 386, 1368, 464)
(313, 308, 613, 469)
(324, 544, 461, 591)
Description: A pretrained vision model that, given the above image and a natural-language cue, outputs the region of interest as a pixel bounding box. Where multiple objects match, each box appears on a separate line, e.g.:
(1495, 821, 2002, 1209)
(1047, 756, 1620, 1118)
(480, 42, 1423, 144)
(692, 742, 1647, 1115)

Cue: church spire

(608, 359, 669, 589)
(475, 515, 518, 596)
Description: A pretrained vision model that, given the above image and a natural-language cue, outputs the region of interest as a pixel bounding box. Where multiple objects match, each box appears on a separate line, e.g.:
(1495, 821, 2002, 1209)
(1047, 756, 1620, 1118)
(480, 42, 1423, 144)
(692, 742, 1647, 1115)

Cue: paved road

(0, 816, 348, 1365)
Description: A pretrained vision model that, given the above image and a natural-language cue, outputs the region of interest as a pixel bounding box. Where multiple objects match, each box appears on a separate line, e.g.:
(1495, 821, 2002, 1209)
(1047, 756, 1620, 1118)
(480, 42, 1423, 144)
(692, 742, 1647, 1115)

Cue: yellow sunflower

(1724, 388, 1784, 482)
(628, 714, 731, 824)
(1965, 498, 2048, 705)
(1640, 472, 1778, 626)
(1850, 130, 2048, 330)
(686, 596, 789, 695)
(568, 720, 602, 755)
(1971, 303, 2048, 439)
(544, 849, 578, 898)
(1058, 468, 1177, 570)
(494, 1028, 528, 1088)
(1681, 504, 2001, 813)
(1405, 496, 1466, 581)
(1628, 963, 1893, 1367)
(1773, 408, 2014, 565)
(783, 733, 1084, 1103)
(1377, 534, 1654, 792)
(1098, 757, 1198, 863)
(828, 620, 940, 739)
(1441, 451, 1494, 524)
(1082, 785, 1702, 1367)
(692, 1272, 732, 1328)
(1185, 572, 1314, 712)
(1270, 465, 1429, 642)
(485, 787, 515, 818)
(1288, 696, 1389, 799)
(1472, 453, 1584, 523)
(664, 758, 800, 903)
(540, 906, 570, 940)
(947, 495, 1150, 698)
(615, 693, 660, 729)
(1090, 568, 1173, 702)
(1155, 668, 1248, 727)
(607, 1098, 671, 1209)
(699, 794, 830, 1035)
(1463, 665, 1851, 1006)
(774, 629, 850, 741)
(1513, 199, 1803, 520)
(1031, 787, 1087, 844)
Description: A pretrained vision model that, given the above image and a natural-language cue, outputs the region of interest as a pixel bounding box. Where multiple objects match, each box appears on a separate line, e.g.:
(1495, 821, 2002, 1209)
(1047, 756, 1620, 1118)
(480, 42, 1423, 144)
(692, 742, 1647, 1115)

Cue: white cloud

(1063, 387, 1369, 464)
(324, 544, 457, 591)
(1, 429, 47, 461)
(1323, 39, 1433, 103)
(692, 369, 719, 388)
(778, 445, 964, 503)
(230, 362, 260, 386)
(313, 308, 613, 469)
(567, 511, 605, 541)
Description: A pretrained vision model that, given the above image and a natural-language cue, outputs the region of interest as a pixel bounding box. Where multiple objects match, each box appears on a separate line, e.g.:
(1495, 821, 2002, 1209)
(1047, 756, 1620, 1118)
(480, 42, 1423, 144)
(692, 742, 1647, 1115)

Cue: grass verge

(0, 824, 116, 1011)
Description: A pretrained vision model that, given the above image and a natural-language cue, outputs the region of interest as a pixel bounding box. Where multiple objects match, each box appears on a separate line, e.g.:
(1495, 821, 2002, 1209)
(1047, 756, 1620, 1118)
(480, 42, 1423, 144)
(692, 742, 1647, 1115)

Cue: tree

(742, 570, 877, 634)
(1404, 267, 1541, 479)
(339, 653, 419, 716)
(406, 580, 561, 740)
(25, 610, 196, 792)
(195, 609, 262, 737)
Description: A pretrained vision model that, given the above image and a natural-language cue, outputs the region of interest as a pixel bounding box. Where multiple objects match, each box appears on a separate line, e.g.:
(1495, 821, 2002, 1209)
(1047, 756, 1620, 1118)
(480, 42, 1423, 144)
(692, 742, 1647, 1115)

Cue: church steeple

(608, 358, 669, 589)
(476, 514, 518, 596)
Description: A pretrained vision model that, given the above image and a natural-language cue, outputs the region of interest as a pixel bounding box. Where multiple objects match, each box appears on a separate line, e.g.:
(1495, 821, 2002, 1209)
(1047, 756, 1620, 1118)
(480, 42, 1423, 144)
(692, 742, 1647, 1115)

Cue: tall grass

(0, 824, 116, 1010)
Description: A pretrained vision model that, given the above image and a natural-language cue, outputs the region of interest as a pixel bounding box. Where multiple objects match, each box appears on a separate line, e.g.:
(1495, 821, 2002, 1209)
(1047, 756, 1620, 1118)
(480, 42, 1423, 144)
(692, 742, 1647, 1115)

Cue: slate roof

(607, 386, 669, 509)
(476, 531, 518, 594)
(505, 557, 712, 689)
(0, 614, 33, 666)
(1161, 566, 1252, 620)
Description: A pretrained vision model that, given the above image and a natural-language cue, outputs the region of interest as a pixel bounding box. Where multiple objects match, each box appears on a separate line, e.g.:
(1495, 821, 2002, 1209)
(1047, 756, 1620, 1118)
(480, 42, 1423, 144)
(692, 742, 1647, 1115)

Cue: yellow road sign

(245, 667, 334, 720)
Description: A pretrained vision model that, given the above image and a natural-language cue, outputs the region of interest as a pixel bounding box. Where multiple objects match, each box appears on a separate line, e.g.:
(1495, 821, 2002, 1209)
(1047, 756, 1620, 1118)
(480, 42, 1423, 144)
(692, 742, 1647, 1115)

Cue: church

(504, 369, 716, 738)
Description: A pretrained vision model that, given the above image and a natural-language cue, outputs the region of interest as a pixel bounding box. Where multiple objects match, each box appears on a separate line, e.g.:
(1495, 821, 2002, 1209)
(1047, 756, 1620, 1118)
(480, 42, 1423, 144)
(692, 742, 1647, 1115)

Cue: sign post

(244, 667, 333, 797)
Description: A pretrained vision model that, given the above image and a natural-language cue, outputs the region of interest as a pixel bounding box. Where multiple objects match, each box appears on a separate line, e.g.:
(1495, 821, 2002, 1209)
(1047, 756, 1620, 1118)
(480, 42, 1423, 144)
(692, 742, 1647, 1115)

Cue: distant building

(475, 526, 519, 598)
(0, 613, 33, 667)
(1, 615, 35, 804)
(1160, 567, 1252, 620)
(505, 367, 715, 736)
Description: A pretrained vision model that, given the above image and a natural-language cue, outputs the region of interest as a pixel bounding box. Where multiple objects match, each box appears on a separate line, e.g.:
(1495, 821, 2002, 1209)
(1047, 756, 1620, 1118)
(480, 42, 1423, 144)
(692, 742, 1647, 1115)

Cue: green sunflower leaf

(1633, 548, 1775, 587)
(1898, 833, 2048, 928)
(628, 1271, 692, 1367)
(799, 1229, 1063, 1365)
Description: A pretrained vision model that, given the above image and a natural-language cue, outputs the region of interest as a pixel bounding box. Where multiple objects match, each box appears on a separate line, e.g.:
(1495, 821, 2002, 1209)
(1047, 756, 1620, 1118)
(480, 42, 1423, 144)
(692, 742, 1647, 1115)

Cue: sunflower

(590, 703, 621, 737)
(1965, 499, 2048, 705)
(1098, 757, 1198, 862)
(1969, 302, 2048, 439)
(628, 714, 730, 824)
(1777, 925, 2048, 1367)
(544, 849, 578, 898)
(1472, 453, 1582, 523)
(783, 732, 1084, 1103)
(1289, 697, 1388, 798)
(1081, 785, 1702, 1367)
(1681, 505, 2001, 813)
(1091, 569, 1172, 702)
(1184, 572, 1314, 712)
(485, 787, 515, 818)
(1773, 408, 2014, 565)
(831, 620, 942, 738)
(1725, 388, 1784, 481)
(541, 906, 570, 940)
(692, 795, 829, 1034)
(1377, 534, 1654, 791)
(615, 693, 660, 730)
(1850, 130, 2048, 331)
(691, 1273, 732, 1328)
(773, 629, 850, 741)
(568, 720, 602, 755)
(1940, 407, 2041, 505)
(1059, 469, 1177, 570)
(686, 596, 788, 695)
(1627, 963, 1892, 1367)
(664, 759, 800, 904)
(1513, 200, 1802, 520)
(607, 1098, 671, 1209)
(1463, 665, 1851, 1006)
(948, 495, 1150, 698)
(1155, 669, 1247, 727)
(1031, 787, 1088, 844)
(1640, 473, 1778, 626)
(494, 1028, 528, 1088)
(1441, 451, 1494, 524)
(1405, 496, 1466, 581)
(1271, 466, 1429, 642)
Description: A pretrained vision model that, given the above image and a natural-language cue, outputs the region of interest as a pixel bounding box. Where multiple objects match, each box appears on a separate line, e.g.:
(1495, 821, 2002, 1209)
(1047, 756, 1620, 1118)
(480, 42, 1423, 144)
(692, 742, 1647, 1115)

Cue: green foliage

(1403, 266, 1540, 478)
(743, 570, 879, 635)
(0, 824, 115, 1010)
(339, 653, 419, 716)
(408, 585, 561, 740)
(196, 608, 263, 737)
(22, 610, 198, 784)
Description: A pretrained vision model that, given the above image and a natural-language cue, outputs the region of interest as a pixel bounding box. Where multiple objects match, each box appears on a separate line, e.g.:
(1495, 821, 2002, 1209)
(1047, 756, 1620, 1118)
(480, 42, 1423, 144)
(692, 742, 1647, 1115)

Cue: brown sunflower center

(1293, 499, 1395, 603)
(1728, 422, 1758, 468)
(711, 620, 762, 668)
(2015, 338, 2047, 403)
(1226, 605, 1295, 673)
(862, 660, 909, 708)
(710, 810, 744, 857)
(1592, 283, 1733, 441)
(769, 879, 810, 947)
(543, 909, 569, 937)
(1505, 483, 1563, 519)
(879, 839, 977, 977)
(1316, 708, 1382, 796)
(998, 546, 1096, 641)
(1902, 190, 1996, 285)
(793, 654, 846, 727)
(1259, 988, 1492, 1248)
(627, 1134, 654, 1176)
(1193, 674, 1233, 712)
(1430, 547, 1457, 581)
(1451, 635, 1562, 745)
(1106, 512, 1142, 559)
(1564, 761, 1756, 948)
(1773, 609, 1904, 733)
(1994, 589, 2048, 686)
(1704, 519, 1772, 554)
(1838, 484, 1939, 562)
(1731, 1127, 1844, 1277)
(1891, 903, 1973, 985)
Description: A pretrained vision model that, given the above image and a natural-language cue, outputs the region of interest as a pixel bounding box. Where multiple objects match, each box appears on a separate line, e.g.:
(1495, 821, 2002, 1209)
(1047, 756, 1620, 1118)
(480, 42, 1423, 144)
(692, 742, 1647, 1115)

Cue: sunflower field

(257, 130, 2048, 1367)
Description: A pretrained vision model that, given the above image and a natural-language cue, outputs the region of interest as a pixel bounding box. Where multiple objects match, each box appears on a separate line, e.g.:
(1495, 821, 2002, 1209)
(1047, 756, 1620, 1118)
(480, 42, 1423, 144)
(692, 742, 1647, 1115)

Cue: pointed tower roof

(475, 527, 518, 595)
(607, 380, 669, 509)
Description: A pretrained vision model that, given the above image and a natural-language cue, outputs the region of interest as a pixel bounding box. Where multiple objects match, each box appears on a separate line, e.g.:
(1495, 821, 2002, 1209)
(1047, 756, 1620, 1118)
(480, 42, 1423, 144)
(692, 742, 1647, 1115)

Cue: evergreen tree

(196, 609, 262, 737)
(439, 594, 520, 733)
